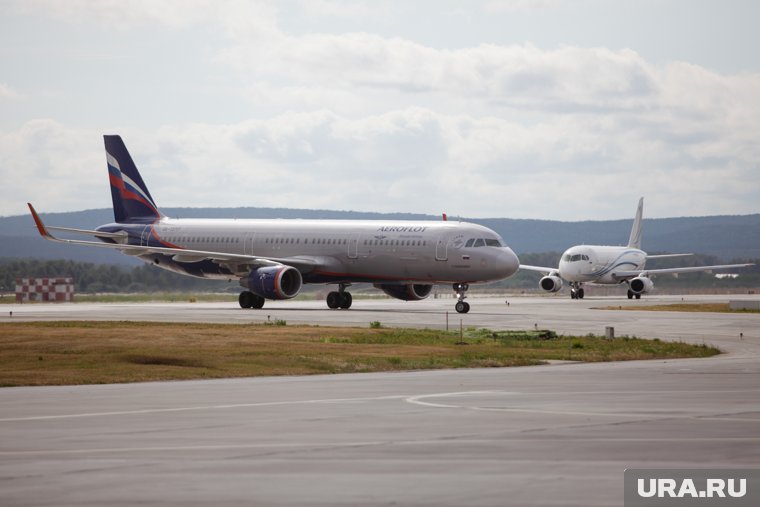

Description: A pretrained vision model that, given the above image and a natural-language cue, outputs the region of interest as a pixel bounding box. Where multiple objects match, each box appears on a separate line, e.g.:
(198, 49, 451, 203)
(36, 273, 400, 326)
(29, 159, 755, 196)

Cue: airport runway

(1, 295, 759, 506)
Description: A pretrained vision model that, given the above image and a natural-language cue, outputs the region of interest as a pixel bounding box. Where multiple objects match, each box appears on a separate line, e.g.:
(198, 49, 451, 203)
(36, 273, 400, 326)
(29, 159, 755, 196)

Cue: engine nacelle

(629, 276, 654, 295)
(375, 283, 433, 301)
(242, 265, 302, 300)
(539, 275, 563, 293)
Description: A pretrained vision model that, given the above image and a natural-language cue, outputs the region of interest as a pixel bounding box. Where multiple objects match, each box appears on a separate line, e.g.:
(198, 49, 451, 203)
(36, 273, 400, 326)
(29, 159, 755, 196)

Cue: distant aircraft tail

(104, 135, 162, 223)
(627, 197, 644, 249)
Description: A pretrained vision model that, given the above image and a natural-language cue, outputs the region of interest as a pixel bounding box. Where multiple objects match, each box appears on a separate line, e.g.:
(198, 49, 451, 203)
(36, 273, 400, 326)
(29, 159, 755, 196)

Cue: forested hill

(1, 207, 759, 265)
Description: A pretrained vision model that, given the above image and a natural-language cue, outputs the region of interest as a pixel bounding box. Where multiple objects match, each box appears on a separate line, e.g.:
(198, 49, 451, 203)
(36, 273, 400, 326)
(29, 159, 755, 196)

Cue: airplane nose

(498, 247, 520, 279)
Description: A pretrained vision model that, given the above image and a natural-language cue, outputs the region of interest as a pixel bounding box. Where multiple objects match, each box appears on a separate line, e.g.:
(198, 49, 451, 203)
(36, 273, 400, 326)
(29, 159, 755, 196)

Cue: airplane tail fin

(104, 135, 162, 223)
(627, 197, 644, 249)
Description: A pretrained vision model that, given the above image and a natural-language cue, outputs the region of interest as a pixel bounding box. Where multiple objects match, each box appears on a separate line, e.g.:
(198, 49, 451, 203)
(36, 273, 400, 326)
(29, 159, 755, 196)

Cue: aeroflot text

(638, 478, 746, 499)
(376, 226, 428, 233)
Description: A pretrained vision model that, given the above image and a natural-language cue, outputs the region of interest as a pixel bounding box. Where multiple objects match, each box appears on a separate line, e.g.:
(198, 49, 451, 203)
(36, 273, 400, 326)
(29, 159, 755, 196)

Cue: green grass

(0, 321, 720, 386)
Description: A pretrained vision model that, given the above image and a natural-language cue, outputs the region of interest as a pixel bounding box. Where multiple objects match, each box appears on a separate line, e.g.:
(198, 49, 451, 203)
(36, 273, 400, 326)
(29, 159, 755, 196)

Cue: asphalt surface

(1, 294, 759, 506)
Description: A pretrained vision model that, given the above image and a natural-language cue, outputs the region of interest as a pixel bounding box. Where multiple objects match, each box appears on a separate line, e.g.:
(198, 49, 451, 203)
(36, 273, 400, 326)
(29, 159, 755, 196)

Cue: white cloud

(0, 120, 107, 216)
(16, 0, 221, 30)
(0, 83, 22, 101)
(484, 0, 563, 13)
(2, 1, 759, 220)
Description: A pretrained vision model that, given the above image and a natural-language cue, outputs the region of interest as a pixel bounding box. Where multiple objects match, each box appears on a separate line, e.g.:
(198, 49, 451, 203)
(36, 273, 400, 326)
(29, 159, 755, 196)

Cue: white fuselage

(103, 217, 520, 285)
(558, 245, 646, 284)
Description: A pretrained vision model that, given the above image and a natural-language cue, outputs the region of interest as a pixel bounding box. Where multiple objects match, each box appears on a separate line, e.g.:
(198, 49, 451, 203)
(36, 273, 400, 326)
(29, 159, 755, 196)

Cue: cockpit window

(465, 237, 505, 248)
(564, 254, 590, 262)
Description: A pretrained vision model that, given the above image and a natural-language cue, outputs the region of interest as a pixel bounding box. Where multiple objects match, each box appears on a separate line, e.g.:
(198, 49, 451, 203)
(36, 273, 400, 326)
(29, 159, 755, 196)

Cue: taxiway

(1, 295, 759, 506)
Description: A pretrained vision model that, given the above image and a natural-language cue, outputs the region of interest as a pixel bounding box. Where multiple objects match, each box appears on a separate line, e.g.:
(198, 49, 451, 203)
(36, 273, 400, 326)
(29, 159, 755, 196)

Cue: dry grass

(0, 321, 719, 386)
(598, 303, 760, 313)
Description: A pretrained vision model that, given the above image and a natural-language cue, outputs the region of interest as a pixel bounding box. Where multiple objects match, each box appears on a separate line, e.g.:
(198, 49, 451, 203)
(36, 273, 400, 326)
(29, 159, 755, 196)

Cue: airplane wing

(646, 253, 693, 259)
(519, 265, 557, 275)
(27, 203, 319, 274)
(44, 226, 129, 240)
(613, 263, 754, 280)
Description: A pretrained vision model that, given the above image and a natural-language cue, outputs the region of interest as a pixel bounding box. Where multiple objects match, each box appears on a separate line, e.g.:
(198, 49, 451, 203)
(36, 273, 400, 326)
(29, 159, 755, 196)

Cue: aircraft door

(348, 237, 358, 259)
(140, 225, 151, 246)
(244, 235, 255, 255)
(435, 235, 448, 261)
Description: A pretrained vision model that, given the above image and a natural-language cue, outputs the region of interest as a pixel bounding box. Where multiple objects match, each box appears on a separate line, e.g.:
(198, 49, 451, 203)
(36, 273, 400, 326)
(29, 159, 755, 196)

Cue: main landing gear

(239, 291, 265, 309)
(453, 283, 470, 314)
(326, 284, 353, 310)
(627, 289, 641, 300)
(570, 283, 585, 300)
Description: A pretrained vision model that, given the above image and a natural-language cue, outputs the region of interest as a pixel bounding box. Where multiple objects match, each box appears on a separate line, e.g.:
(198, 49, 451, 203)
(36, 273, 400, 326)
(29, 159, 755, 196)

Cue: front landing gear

(239, 290, 265, 309)
(570, 283, 585, 300)
(327, 284, 352, 310)
(453, 283, 470, 313)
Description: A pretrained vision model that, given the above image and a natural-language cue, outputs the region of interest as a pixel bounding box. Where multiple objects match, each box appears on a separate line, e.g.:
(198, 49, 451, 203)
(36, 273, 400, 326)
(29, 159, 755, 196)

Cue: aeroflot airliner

(28, 135, 520, 313)
(520, 197, 752, 299)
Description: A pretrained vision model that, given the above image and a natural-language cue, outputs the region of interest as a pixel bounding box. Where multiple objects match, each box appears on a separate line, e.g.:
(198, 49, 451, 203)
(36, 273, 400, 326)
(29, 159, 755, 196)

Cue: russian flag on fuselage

(104, 135, 162, 223)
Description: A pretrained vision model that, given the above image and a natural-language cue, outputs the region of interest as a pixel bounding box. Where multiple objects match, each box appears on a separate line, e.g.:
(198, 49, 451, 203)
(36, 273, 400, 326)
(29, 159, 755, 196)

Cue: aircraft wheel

(326, 291, 341, 309)
(627, 290, 634, 300)
(239, 291, 254, 309)
(455, 301, 470, 314)
(577, 288, 585, 299)
(635, 293, 641, 300)
(570, 291, 577, 300)
(339, 292, 353, 309)
(252, 294, 265, 309)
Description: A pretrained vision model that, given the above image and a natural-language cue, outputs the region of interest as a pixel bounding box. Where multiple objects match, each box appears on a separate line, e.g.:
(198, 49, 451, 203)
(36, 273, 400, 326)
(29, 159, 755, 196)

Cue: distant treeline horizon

(1, 257, 758, 294)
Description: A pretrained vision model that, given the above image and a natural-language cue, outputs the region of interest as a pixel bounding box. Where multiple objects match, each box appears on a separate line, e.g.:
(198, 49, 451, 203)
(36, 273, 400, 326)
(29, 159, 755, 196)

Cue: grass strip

(597, 303, 760, 313)
(0, 321, 719, 387)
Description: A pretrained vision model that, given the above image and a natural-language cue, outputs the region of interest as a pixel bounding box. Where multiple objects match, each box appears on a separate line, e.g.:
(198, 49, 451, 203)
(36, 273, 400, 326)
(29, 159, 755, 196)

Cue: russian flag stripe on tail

(104, 135, 162, 223)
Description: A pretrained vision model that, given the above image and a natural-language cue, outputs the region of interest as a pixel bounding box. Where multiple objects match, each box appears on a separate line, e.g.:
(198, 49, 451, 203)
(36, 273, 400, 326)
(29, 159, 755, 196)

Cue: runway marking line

(1, 389, 757, 423)
(3, 437, 760, 457)
(403, 390, 760, 420)
(0, 394, 410, 423)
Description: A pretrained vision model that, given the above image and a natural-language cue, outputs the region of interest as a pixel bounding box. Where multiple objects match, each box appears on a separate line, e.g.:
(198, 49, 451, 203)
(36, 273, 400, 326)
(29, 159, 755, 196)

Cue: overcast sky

(1, 0, 759, 221)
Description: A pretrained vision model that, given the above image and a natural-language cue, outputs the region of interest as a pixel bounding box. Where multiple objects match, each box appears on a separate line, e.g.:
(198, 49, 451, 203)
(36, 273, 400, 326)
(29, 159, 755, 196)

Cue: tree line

(0, 259, 233, 293)
(0, 255, 758, 294)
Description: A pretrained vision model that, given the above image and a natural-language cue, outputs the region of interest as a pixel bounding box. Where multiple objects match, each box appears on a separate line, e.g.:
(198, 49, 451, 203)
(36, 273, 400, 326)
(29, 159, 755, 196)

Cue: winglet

(27, 203, 54, 240)
(627, 197, 643, 249)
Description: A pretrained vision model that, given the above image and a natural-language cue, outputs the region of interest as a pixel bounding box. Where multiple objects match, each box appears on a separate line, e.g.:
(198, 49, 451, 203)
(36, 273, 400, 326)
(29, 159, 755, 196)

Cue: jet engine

(539, 275, 563, 293)
(242, 265, 302, 300)
(629, 276, 654, 295)
(375, 283, 433, 301)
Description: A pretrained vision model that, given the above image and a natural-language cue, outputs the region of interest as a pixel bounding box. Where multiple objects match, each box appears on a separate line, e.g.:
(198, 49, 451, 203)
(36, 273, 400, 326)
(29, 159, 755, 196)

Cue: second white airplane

(29, 135, 520, 313)
(520, 198, 753, 299)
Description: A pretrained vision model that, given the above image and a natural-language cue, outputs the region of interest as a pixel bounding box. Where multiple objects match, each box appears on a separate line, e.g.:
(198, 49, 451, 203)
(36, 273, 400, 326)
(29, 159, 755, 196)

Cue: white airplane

(520, 197, 753, 299)
(28, 135, 520, 313)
